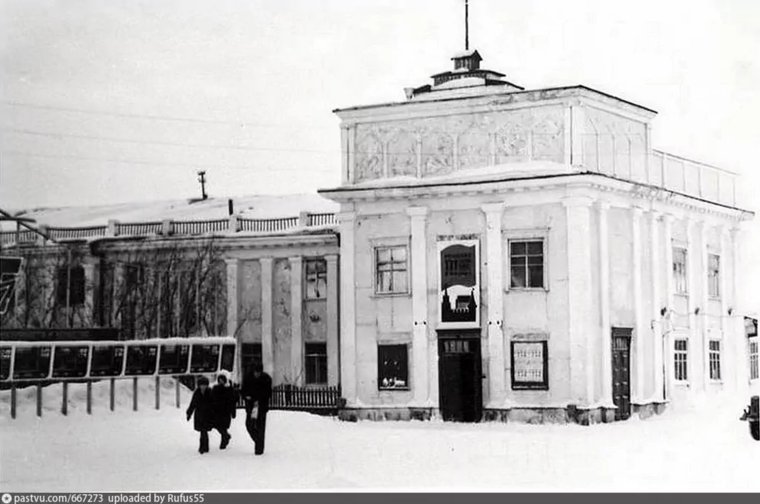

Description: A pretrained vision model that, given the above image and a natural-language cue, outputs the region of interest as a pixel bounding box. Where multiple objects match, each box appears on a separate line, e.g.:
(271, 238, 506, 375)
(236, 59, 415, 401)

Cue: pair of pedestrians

(186, 362, 272, 455)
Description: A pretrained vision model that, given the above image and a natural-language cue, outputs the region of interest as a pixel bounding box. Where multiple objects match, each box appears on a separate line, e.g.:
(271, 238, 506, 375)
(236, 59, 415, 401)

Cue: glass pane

(511, 266, 526, 288)
(528, 266, 543, 288)
(377, 272, 391, 292)
(391, 246, 407, 262)
(510, 242, 526, 255)
(527, 255, 543, 266)
(377, 248, 391, 263)
(393, 271, 407, 292)
(527, 241, 543, 255)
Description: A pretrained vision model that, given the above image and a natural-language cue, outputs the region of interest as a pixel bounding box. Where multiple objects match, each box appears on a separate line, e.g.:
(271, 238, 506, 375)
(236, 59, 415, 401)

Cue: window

(511, 340, 549, 390)
(377, 344, 409, 390)
(673, 248, 688, 295)
(709, 340, 721, 380)
(305, 259, 327, 299)
(304, 342, 327, 385)
(241, 343, 262, 379)
(510, 240, 544, 289)
(674, 339, 688, 381)
(707, 254, 720, 299)
(375, 246, 408, 294)
(750, 339, 758, 381)
(56, 266, 85, 306)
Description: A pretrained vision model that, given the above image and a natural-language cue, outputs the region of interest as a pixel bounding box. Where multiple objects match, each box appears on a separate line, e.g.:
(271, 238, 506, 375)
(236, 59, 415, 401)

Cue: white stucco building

(320, 49, 755, 424)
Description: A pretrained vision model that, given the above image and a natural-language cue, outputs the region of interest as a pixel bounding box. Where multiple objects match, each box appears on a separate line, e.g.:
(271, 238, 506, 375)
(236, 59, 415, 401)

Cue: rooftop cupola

(452, 49, 482, 71)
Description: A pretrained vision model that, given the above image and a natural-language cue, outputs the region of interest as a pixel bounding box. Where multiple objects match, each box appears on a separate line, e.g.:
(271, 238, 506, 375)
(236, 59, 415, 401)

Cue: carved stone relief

(457, 125, 491, 171)
(421, 131, 454, 177)
(355, 128, 384, 182)
(386, 130, 418, 177)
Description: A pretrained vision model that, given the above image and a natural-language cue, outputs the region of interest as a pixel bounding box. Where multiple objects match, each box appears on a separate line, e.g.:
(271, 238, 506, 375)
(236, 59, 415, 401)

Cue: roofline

(430, 68, 506, 79)
(332, 84, 657, 115)
(319, 171, 752, 215)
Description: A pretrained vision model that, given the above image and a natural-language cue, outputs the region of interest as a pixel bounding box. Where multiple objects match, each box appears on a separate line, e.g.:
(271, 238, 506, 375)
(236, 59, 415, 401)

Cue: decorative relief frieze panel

(584, 107, 647, 181)
(352, 105, 566, 181)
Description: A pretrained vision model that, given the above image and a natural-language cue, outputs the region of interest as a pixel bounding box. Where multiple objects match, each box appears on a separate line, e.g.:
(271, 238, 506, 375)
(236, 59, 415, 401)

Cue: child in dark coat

(210, 370, 238, 449)
(186, 376, 213, 454)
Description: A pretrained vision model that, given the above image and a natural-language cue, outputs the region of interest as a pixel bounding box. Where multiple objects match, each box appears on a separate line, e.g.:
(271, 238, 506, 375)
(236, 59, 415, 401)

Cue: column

(481, 203, 506, 406)
(730, 227, 748, 389)
(597, 201, 613, 405)
(563, 196, 595, 404)
(718, 227, 731, 390)
(650, 211, 664, 402)
(662, 214, 675, 399)
(631, 206, 645, 403)
(325, 254, 340, 386)
(686, 219, 700, 389)
(699, 222, 710, 390)
(289, 256, 303, 386)
(339, 212, 357, 404)
(82, 261, 99, 326)
(225, 259, 242, 381)
(260, 257, 274, 377)
(406, 206, 430, 406)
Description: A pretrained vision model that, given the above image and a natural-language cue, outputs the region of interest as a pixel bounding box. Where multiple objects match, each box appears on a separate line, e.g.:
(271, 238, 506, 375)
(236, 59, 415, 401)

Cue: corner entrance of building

(437, 331, 482, 422)
(611, 328, 632, 420)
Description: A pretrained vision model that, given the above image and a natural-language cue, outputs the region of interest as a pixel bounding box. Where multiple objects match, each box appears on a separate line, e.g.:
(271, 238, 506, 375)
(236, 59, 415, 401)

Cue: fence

(236, 384, 342, 414)
(116, 221, 162, 236)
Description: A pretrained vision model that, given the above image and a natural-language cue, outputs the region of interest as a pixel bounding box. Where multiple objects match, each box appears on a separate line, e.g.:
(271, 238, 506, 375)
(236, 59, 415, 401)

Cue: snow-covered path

(1, 382, 759, 492)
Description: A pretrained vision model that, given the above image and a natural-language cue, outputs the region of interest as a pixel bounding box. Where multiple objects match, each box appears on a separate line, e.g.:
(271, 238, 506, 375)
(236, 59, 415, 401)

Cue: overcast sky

(0, 0, 758, 307)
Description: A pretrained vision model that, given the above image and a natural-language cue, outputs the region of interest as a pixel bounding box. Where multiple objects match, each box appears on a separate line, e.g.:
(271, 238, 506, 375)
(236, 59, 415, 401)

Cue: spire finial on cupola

(465, 0, 469, 51)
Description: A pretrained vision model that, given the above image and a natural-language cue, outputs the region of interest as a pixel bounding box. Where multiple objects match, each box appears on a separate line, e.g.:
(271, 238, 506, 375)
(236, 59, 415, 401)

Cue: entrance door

(438, 333, 482, 422)
(611, 328, 632, 420)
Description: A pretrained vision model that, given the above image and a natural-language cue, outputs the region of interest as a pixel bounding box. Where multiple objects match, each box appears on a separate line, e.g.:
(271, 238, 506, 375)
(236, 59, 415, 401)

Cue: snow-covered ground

(1, 379, 759, 492)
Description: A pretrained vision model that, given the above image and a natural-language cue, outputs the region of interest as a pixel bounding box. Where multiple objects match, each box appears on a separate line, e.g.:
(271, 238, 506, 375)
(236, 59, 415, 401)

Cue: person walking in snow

(240, 360, 272, 455)
(186, 375, 213, 454)
(210, 370, 238, 450)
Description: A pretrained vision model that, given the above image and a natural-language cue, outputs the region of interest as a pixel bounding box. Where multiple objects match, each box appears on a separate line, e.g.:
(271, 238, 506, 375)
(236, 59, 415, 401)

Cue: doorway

(611, 328, 632, 420)
(437, 331, 482, 422)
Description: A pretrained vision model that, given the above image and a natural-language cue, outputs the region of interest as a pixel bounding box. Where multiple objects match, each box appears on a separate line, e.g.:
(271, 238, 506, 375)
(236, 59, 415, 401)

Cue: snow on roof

(5, 193, 339, 229)
(450, 49, 481, 59)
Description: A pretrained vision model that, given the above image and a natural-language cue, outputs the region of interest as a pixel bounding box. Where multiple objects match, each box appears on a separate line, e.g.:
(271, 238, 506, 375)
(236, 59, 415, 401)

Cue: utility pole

(197, 171, 208, 200)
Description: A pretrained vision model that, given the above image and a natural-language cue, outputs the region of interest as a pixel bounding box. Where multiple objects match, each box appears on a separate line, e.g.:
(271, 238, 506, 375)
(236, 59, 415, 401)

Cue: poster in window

(437, 238, 480, 328)
(511, 341, 548, 389)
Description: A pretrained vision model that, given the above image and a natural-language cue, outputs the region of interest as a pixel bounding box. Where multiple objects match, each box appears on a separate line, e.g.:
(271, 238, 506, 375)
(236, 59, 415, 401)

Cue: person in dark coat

(210, 370, 237, 449)
(240, 360, 272, 455)
(186, 375, 213, 454)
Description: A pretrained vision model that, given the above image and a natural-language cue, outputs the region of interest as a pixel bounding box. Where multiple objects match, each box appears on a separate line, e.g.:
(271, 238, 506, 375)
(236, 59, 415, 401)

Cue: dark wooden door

(612, 329, 632, 420)
(438, 334, 482, 422)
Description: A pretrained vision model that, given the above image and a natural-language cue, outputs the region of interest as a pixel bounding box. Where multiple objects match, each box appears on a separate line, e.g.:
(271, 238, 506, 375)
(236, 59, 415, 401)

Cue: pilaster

(481, 202, 506, 406)
(325, 254, 340, 387)
(339, 212, 357, 404)
(631, 206, 645, 403)
(289, 256, 304, 386)
(563, 195, 595, 404)
(225, 258, 242, 381)
(260, 257, 274, 377)
(597, 200, 613, 405)
(406, 206, 430, 406)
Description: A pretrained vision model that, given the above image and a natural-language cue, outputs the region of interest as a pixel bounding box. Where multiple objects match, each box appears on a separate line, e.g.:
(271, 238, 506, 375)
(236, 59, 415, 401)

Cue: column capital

(631, 206, 645, 217)
(562, 195, 594, 208)
(289, 255, 304, 264)
(406, 206, 429, 218)
(595, 200, 611, 211)
(648, 208, 661, 219)
(480, 202, 505, 215)
(324, 253, 339, 263)
(259, 256, 273, 265)
(661, 213, 676, 224)
(224, 258, 241, 267)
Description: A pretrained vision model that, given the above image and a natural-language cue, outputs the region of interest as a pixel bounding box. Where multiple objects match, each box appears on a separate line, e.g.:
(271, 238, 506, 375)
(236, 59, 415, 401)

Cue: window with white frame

(509, 240, 544, 289)
(707, 254, 720, 299)
(709, 340, 721, 380)
(750, 338, 758, 381)
(375, 245, 408, 294)
(673, 248, 688, 295)
(305, 259, 327, 299)
(674, 339, 688, 381)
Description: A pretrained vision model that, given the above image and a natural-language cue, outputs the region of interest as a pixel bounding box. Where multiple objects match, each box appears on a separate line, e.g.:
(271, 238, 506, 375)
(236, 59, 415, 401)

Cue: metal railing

(235, 384, 342, 413)
(116, 221, 162, 236)
(47, 226, 107, 240)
